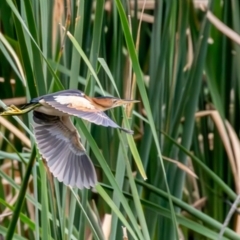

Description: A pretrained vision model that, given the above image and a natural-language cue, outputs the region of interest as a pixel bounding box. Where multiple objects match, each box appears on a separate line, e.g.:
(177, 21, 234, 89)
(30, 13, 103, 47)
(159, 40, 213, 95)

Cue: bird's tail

(0, 102, 41, 116)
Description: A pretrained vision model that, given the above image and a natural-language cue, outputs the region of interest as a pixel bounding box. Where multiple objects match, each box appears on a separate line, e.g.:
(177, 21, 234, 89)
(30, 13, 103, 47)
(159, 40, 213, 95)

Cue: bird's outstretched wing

(31, 90, 133, 134)
(46, 99, 120, 126)
(40, 96, 133, 134)
(33, 111, 97, 189)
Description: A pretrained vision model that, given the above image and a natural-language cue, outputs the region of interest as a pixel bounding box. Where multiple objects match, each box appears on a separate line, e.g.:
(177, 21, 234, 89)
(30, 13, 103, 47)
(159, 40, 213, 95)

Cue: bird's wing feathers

(33, 111, 97, 189)
(45, 100, 133, 134)
(44, 99, 122, 128)
(31, 89, 85, 103)
(33, 90, 133, 134)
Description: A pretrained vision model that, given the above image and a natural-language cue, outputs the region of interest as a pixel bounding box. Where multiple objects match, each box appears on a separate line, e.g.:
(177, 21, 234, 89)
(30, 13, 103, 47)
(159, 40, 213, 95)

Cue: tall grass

(0, 0, 240, 239)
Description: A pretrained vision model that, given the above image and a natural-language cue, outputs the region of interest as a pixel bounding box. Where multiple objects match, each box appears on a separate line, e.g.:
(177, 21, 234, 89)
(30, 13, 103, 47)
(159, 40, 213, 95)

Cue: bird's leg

(9, 105, 22, 112)
(0, 103, 40, 116)
(0, 105, 23, 116)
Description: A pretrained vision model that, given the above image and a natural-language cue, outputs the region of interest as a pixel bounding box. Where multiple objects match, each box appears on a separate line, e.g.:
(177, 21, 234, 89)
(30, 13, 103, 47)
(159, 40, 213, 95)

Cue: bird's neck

(85, 96, 113, 111)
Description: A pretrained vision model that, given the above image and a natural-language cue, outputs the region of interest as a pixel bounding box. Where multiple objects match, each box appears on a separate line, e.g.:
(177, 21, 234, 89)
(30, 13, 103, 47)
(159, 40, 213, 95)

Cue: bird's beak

(116, 99, 140, 106)
(121, 99, 140, 104)
(89, 96, 139, 110)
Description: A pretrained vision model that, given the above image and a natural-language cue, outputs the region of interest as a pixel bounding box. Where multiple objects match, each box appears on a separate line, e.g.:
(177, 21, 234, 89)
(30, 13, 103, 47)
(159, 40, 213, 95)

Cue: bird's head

(91, 96, 139, 110)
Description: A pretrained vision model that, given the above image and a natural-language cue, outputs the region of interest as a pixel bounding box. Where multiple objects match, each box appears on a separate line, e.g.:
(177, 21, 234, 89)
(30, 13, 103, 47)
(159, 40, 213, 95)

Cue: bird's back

(30, 89, 85, 104)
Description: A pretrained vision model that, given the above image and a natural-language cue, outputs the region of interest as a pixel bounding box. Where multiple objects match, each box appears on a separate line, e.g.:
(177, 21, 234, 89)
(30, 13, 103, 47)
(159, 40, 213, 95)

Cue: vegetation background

(0, 0, 240, 239)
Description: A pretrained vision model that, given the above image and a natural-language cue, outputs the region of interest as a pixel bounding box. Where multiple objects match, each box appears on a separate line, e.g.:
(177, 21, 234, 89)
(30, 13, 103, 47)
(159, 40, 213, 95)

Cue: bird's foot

(0, 105, 23, 116)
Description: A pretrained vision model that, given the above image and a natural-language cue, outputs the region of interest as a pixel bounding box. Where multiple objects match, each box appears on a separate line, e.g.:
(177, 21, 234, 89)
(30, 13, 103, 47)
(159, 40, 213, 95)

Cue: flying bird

(1, 89, 138, 189)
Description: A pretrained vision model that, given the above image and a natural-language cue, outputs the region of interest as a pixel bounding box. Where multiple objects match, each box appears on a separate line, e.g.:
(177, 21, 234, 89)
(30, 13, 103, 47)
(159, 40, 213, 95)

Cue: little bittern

(1, 90, 138, 189)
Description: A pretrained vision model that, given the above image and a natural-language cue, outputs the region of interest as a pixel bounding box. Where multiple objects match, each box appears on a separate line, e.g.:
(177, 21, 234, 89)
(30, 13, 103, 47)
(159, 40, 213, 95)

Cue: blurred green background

(0, 0, 240, 239)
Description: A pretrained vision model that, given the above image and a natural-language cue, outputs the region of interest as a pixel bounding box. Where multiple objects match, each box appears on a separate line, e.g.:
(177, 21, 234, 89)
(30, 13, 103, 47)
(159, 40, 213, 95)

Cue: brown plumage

(1, 89, 139, 189)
